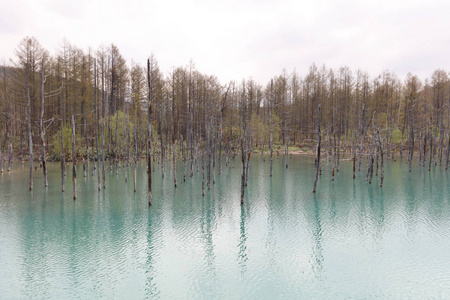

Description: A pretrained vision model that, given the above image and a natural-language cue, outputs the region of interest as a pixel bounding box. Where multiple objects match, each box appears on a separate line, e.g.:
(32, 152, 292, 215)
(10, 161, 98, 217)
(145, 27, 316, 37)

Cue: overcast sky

(1, 0, 449, 84)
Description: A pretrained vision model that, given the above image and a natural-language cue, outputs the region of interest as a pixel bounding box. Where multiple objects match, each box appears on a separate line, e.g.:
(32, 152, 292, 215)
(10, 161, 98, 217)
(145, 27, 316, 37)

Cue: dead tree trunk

(82, 102, 87, 178)
(377, 130, 384, 187)
(72, 115, 77, 200)
(358, 104, 365, 172)
(313, 104, 321, 193)
(240, 88, 247, 203)
(270, 79, 274, 177)
(202, 149, 205, 197)
(60, 88, 65, 192)
(409, 107, 414, 173)
(115, 97, 119, 174)
(147, 59, 152, 206)
(39, 58, 48, 187)
(261, 105, 266, 161)
(241, 139, 246, 204)
(218, 107, 223, 175)
(124, 105, 128, 183)
(101, 63, 109, 189)
(182, 135, 186, 182)
(26, 64, 33, 191)
(126, 107, 131, 168)
(0, 139, 3, 174)
(366, 112, 375, 183)
(159, 104, 164, 178)
(228, 88, 234, 165)
(352, 127, 356, 179)
(7, 135, 12, 172)
(21, 128, 24, 164)
(133, 113, 137, 192)
(94, 59, 101, 191)
(207, 107, 211, 190)
(446, 131, 450, 171)
(190, 100, 194, 177)
(173, 140, 177, 188)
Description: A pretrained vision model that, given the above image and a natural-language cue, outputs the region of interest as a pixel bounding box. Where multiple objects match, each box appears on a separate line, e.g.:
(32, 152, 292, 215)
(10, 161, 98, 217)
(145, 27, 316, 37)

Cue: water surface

(1, 157, 450, 299)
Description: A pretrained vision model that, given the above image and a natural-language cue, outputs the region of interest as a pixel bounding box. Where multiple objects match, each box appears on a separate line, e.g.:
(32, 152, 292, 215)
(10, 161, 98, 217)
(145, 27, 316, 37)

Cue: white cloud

(1, 0, 449, 83)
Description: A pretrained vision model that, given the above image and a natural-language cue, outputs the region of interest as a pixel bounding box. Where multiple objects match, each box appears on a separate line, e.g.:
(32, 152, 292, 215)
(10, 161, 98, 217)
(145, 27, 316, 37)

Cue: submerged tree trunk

(26, 64, 33, 191)
(39, 58, 48, 187)
(241, 139, 246, 204)
(218, 108, 223, 175)
(446, 132, 450, 171)
(353, 154, 356, 179)
(377, 130, 384, 187)
(270, 79, 274, 177)
(159, 105, 164, 178)
(367, 112, 376, 183)
(0, 140, 3, 174)
(94, 60, 101, 191)
(72, 115, 77, 199)
(82, 102, 87, 178)
(202, 149, 205, 197)
(409, 107, 414, 173)
(101, 64, 109, 189)
(60, 90, 65, 192)
(133, 114, 137, 192)
(147, 59, 152, 206)
(124, 105, 128, 182)
(313, 104, 321, 193)
(358, 105, 365, 172)
(173, 141, 177, 188)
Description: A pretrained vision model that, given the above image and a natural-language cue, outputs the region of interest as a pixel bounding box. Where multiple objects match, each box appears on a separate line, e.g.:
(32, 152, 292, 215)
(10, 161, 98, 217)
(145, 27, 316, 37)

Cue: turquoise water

(1, 157, 450, 299)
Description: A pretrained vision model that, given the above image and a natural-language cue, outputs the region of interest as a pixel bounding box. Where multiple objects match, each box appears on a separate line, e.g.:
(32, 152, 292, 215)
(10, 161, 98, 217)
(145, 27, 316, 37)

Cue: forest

(1, 36, 450, 199)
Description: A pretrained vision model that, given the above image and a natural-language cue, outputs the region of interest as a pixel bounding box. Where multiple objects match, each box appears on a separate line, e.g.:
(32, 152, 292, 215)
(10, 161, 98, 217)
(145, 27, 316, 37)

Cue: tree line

(1, 36, 450, 196)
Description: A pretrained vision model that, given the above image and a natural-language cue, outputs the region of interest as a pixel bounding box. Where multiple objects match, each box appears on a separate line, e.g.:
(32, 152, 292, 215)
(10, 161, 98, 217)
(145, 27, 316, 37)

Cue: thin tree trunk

(126, 106, 131, 168)
(102, 63, 109, 189)
(134, 112, 137, 192)
(409, 107, 414, 173)
(377, 130, 384, 187)
(446, 131, 450, 171)
(0, 140, 3, 174)
(82, 102, 87, 178)
(124, 105, 128, 183)
(313, 104, 321, 193)
(21, 128, 24, 164)
(26, 63, 33, 191)
(147, 59, 152, 206)
(159, 104, 164, 178)
(72, 115, 77, 199)
(241, 139, 246, 204)
(115, 97, 119, 174)
(40, 58, 48, 187)
(94, 59, 100, 191)
(270, 79, 274, 177)
(261, 105, 266, 161)
(7, 136, 12, 172)
(182, 135, 186, 182)
(173, 141, 177, 187)
(60, 90, 65, 192)
(202, 149, 205, 197)
(353, 154, 356, 179)
(358, 104, 365, 172)
(218, 108, 223, 174)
